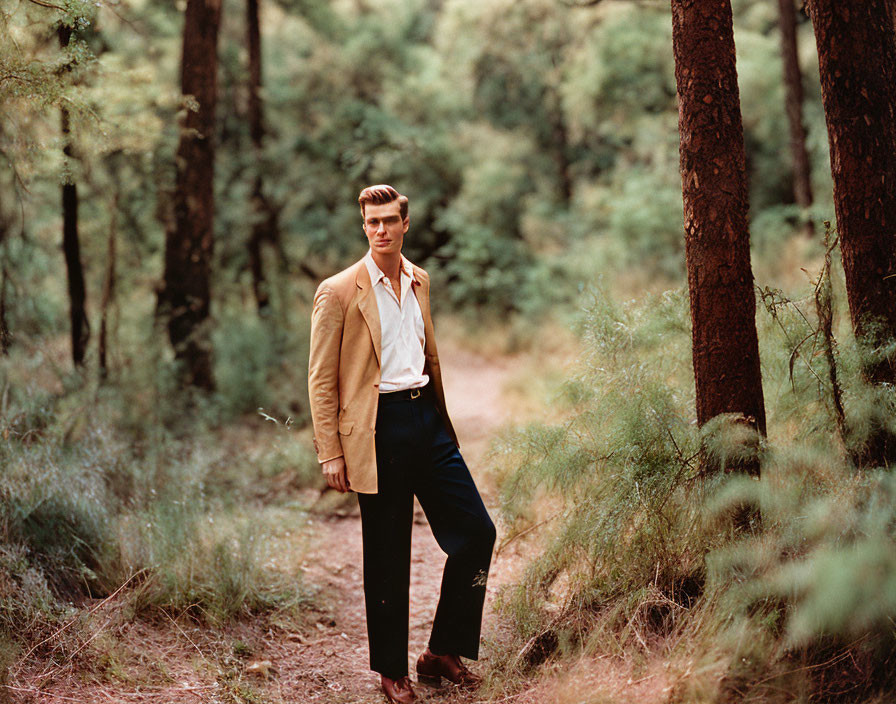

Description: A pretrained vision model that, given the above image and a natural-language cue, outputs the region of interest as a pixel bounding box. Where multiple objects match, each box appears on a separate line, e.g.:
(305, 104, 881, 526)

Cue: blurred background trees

(0, 0, 839, 369)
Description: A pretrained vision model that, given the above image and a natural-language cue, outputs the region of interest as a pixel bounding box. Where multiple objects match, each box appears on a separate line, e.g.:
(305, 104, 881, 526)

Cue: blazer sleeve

(308, 281, 344, 463)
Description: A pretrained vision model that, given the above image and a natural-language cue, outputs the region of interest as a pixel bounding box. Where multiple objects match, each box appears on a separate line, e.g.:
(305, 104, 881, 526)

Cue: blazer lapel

(411, 265, 436, 356)
(356, 263, 382, 367)
(413, 276, 430, 323)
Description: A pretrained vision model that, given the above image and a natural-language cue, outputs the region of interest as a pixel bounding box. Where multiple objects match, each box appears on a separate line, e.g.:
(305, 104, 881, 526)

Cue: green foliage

(711, 463, 896, 646)
(112, 501, 305, 621)
(494, 268, 896, 700)
(564, 7, 676, 127)
(702, 452, 896, 701)
(2, 0, 836, 339)
(213, 312, 280, 419)
(0, 348, 317, 653)
(756, 237, 896, 466)
(495, 287, 705, 658)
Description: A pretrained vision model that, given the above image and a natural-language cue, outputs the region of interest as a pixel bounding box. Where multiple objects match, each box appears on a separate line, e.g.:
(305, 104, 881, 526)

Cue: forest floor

(7, 330, 672, 704)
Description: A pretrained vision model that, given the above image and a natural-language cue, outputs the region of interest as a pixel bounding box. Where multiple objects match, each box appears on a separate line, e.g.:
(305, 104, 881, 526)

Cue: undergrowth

(0, 324, 321, 686)
(491, 244, 896, 703)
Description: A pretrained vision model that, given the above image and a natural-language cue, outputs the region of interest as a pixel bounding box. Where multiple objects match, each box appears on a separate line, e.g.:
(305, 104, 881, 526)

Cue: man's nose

(375, 222, 386, 234)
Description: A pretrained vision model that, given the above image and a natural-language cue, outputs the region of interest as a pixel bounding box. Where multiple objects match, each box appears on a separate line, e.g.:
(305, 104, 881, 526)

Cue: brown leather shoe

(416, 648, 483, 688)
(381, 674, 416, 703)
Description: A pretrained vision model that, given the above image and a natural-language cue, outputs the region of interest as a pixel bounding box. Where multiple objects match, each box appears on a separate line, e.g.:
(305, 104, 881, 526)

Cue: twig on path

(114, 684, 218, 700)
(0, 684, 86, 701)
(160, 605, 208, 662)
(26, 0, 66, 10)
(16, 569, 148, 664)
(496, 510, 562, 556)
(34, 612, 118, 681)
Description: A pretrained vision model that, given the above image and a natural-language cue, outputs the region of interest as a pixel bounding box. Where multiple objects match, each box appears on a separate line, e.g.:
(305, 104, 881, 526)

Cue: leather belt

(378, 384, 430, 403)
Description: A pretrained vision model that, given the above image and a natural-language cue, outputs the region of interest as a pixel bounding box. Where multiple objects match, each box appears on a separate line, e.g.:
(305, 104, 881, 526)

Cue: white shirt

(363, 251, 429, 393)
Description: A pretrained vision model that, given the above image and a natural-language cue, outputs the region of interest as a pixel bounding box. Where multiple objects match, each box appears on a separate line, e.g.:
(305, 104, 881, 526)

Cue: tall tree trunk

(247, 0, 270, 312)
(777, 0, 814, 237)
(59, 25, 90, 367)
(671, 0, 767, 475)
(806, 0, 896, 465)
(161, 0, 222, 390)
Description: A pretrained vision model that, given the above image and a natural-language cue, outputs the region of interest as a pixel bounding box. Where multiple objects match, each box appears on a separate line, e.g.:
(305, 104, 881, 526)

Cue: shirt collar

(364, 250, 414, 285)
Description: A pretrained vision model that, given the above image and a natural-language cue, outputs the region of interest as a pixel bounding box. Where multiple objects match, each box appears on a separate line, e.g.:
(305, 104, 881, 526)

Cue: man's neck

(371, 251, 402, 280)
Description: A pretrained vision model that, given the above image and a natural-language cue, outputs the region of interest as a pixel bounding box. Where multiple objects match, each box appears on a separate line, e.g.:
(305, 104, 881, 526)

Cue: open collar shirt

(363, 251, 430, 393)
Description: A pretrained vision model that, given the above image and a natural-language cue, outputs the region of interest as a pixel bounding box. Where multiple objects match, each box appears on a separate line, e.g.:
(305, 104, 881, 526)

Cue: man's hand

(322, 456, 350, 493)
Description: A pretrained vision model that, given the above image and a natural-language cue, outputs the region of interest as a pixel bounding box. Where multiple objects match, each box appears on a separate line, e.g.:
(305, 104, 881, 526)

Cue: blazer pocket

(338, 419, 354, 436)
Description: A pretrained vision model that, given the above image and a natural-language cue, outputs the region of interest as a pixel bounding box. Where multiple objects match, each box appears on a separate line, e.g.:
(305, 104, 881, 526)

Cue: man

(308, 185, 496, 704)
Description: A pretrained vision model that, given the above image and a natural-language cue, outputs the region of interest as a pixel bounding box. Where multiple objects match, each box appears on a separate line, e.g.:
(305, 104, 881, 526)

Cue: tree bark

(547, 89, 573, 205)
(247, 0, 274, 312)
(99, 191, 117, 381)
(0, 264, 8, 356)
(59, 25, 90, 368)
(671, 0, 767, 475)
(806, 0, 896, 464)
(0, 187, 10, 356)
(161, 0, 222, 390)
(777, 0, 814, 237)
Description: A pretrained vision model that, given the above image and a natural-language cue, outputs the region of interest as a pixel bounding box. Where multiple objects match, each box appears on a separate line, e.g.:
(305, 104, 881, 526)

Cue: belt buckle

(410, 388, 421, 399)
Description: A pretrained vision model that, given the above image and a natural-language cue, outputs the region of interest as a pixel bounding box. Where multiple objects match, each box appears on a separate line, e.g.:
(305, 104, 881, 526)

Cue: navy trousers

(356, 387, 496, 679)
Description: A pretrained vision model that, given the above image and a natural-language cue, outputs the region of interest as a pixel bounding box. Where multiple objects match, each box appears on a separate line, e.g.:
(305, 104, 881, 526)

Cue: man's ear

(402, 216, 410, 234)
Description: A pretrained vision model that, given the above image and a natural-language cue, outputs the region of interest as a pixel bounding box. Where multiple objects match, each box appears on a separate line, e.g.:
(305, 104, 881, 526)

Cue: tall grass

(492, 251, 896, 702)
(0, 308, 320, 666)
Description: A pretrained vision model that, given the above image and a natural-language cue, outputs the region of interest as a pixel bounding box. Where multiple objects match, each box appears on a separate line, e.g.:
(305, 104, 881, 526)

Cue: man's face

(363, 200, 408, 257)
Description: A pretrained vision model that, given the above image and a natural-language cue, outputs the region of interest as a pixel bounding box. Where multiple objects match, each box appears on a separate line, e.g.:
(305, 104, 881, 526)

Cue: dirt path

(271, 338, 520, 702)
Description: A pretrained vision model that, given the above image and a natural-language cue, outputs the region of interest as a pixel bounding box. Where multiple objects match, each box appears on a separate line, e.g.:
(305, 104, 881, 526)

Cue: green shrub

(213, 312, 280, 419)
(494, 273, 896, 702)
(494, 287, 707, 662)
(0, 343, 315, 651)
(110, 502, 307, 621)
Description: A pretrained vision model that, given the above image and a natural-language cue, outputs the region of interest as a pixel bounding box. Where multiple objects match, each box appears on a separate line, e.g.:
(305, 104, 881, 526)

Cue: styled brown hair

(358, 184, 409, 221)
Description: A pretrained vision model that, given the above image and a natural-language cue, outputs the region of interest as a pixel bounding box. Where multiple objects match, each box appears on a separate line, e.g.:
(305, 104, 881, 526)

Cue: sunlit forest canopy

(1, 0, 833, 331)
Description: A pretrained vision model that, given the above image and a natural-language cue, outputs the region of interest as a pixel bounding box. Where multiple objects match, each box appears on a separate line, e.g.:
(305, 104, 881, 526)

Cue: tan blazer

(308, 258, 458, 494)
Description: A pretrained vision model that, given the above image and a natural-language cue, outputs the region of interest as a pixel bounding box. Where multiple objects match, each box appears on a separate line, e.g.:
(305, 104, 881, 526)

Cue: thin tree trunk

(247, 0, 280, 313)
(99, 191, 117, 381)
(806, 0, 896, 465)
(161, 0, 222, 390)
(547, 89, 573, 205)
(59, 25, 89, 367)
(0, 264, 9, 356)
(0, 188, 9, 356)
(777, 0, 814, 237)
(247, 0, 269, 312)
(247, 0, 263, 151)
(671, 0, 767, 476)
